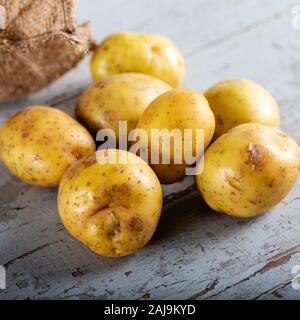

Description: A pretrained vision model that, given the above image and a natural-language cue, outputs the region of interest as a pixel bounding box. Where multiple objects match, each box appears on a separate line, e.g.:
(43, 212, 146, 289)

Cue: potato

(204, 78, 280, 139)
(0, 106, 96, 186)
(76, 73, 171, 141)
(57, 149, 163, 257)
(135, 89, 215, 184)
(90, 32, 185, 88)
(195, 123, 300, 218)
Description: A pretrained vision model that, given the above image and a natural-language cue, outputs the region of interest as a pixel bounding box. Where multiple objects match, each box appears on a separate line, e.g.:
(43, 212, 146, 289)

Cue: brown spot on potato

(128, 216, 144, 232)
(107, 219, 121, 240)
(92, 196, 102, 207)
(101, 185, 111, 198)
(111, 183, 131, 196)
(225, 172, 243, 191)
(276, 130, 287, 138)
(107, 230, 117, 240)
(248, 143, 269, 172)
(103, 110, 118, 126)
(114, 165, 123, 173)
(82, 154, 96, 167)
(96, 81, 107, 89)
(22, 130, 30, 138)
(120, 183, 131, 195)
(65, 166, 77, 179)
(32, 154, 42, 162)
(72, 152, 81, 160)
(267, 178, 276, 188)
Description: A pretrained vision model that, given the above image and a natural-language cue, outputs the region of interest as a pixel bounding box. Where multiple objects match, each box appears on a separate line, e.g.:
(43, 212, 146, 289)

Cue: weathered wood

(0, 0, 300, 299)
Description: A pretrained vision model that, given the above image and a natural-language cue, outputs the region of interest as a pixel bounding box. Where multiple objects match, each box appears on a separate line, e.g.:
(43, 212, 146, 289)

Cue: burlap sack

(0, 0, 94, 101)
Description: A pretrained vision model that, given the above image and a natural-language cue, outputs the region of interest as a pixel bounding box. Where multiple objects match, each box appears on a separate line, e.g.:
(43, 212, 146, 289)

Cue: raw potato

(135, 89, 215, 184)
(57, 149, 163, 257)
(76, 73, 171, 141)
(0, 106, 96, 186)
(195, 123, 300, 218)
(204, 78, 280, 139)
(90, 32, 185, 88)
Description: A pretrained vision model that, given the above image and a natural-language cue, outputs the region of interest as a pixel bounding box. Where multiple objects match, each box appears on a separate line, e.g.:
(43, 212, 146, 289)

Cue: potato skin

(195, 123, 300, 218)
(0, 106, 96, 186)
(136, 89, 215, 184)
(57, 149, 163, 257)
(76, 73, 171, 141)
(90, 32, 185, 88)
(204, 79, 280, 139)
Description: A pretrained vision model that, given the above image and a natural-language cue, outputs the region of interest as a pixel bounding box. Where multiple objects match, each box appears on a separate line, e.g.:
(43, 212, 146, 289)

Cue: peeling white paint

(0, 0, 299, 300)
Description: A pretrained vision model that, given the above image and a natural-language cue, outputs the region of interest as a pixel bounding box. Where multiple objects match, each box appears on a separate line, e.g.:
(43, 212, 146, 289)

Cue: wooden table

(1, 0, 300, 300)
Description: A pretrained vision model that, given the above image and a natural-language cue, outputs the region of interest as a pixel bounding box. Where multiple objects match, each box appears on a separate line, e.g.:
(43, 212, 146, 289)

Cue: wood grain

(0, 0, 299, 300)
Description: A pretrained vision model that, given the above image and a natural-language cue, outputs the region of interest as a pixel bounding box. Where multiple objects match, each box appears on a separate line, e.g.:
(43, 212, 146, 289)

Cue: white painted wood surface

(0, 0, 300, 299)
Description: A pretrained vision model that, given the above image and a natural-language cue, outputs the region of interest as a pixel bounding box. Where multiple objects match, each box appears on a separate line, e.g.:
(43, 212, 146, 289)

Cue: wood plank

(0, 0, 299, 299)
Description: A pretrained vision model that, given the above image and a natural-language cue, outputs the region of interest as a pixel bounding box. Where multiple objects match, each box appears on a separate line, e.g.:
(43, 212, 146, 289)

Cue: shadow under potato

(151, 190, 265, 246)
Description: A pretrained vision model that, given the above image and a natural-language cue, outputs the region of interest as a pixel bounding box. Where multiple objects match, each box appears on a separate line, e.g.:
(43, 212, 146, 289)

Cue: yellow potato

(90, 32, 185, 88)
(135, 89, 215, 184)
(195, 123, 300, 218)
(57, 149, 163, 257)
(0, 126, 3, 157)
(204, 78, 280, 139)
(76, 73, 171, 141)
(0, 106, 96, 186)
